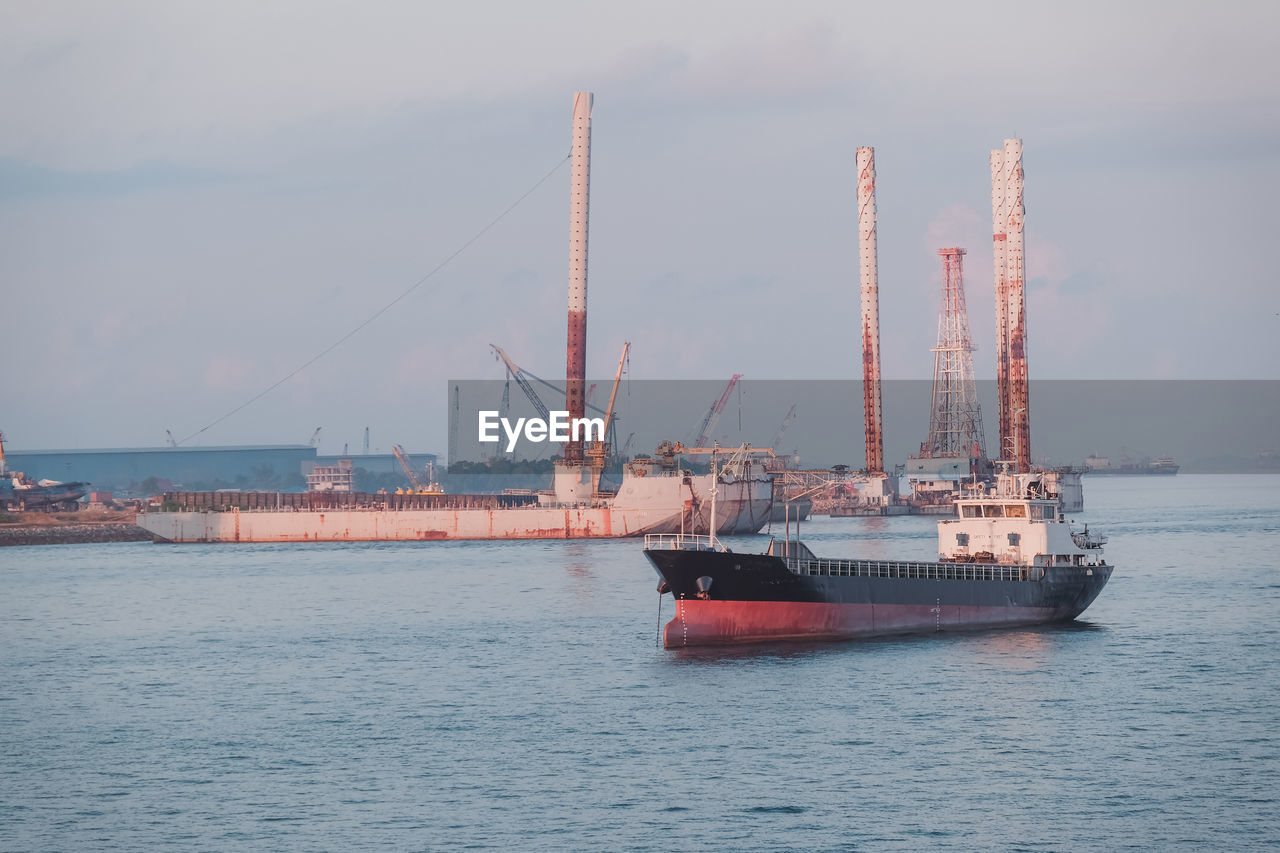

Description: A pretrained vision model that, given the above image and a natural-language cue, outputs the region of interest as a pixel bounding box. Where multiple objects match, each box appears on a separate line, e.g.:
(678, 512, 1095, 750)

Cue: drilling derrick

(992, 138, 1030, 471)
(856, 146, 884, 474)
(923, 249, 986, 460)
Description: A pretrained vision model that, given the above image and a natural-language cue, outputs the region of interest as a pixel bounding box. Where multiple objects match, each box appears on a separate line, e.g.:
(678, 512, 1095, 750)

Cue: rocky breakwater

(0, 511, 153, 547)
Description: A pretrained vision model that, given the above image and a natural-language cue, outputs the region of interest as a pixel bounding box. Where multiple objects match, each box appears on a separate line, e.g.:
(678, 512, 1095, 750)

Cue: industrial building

(2, 445, 436, 495)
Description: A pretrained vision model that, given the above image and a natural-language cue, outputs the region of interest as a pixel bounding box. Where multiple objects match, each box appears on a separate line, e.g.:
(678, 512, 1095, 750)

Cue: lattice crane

(693, 374, 742, 447)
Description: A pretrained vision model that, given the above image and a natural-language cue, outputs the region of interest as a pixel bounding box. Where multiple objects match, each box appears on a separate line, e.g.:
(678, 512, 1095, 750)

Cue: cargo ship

(645, 472, 1112, 647)
(136, 446, 774, 543)
(1083, 454, 1179, 476)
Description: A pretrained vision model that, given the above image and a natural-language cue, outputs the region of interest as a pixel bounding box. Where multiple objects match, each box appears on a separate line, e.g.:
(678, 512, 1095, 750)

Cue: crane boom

(771, 405, 797, 450)
(588, 341, 630, 461)
(601, 342, 630, 444)
(490, 344, 613, 418)
(490, 344, 552, 422)
(694, 374, 742, 446)
(392, 445, 424, 490)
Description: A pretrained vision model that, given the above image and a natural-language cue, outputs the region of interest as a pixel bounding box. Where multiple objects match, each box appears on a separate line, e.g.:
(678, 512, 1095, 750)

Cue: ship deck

(644, 534, 1106, 584)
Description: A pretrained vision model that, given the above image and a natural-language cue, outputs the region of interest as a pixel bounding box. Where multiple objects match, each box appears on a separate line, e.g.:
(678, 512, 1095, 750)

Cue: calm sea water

(2, 475, 1278, 851)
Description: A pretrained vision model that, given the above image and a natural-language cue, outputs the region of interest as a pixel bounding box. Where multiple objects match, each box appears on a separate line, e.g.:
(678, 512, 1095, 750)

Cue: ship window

(962, 505, 980, 518)
(1008, 533, 1021, 545)
(956, 533, 969, 546)
(1005, 504, 1026, 518)
(984, 505, 1004, 517)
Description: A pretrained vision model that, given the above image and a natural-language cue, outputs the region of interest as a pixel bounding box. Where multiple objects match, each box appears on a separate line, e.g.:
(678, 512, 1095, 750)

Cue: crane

(771, 405, 797, 451)
(490, 344, 552, 422)
(587, 341, 631, 463)
(490, 344, 616, 420)
(693, 374, 742, 447)
(308, 427, 322, 447)
(393, 445, 421, 489)
(165, 430, 178, 448)
(393, 445, 443, 494)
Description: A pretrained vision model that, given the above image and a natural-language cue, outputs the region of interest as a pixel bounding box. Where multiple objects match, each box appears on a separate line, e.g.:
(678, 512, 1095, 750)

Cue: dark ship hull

(3, 482, 89, 511)
(646, 547, 1112, 648)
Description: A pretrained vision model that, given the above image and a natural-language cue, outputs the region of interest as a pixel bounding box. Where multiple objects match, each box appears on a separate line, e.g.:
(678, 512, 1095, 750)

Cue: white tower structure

(856, 146, 884, 474)
(563, 91, 592, 466)
(554, 91, 596, 504)
(992, 138, 1030, 472)
(991, 148, 1010, 462)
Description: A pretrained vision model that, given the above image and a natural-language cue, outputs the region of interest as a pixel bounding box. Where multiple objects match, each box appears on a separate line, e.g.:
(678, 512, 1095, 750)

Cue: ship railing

(643, 533, 726, 553)
(787, 557, 1030, 583)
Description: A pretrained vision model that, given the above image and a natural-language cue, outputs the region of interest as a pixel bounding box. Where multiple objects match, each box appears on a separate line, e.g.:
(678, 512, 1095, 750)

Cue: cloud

(91, 309, 131, 346)
(1025, 235, 1068, 291)
(202, 355, 256, 392)
(924, 203, 985, 256)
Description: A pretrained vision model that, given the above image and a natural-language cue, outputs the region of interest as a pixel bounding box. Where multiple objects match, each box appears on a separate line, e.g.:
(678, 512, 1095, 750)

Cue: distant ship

(645, 473, 1112, 647)
(0, 476, 89, 511)
(0, 431, 88, 511)
(1083, 454, 1179, 476)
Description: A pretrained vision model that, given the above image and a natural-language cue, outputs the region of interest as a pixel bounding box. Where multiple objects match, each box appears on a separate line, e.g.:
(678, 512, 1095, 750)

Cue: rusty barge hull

(138, 505, 680, 542)
(136, 485, 772, 543)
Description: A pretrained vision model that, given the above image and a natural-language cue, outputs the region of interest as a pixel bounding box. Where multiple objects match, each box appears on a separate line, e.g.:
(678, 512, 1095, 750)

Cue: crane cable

(177, 151, 571, 446)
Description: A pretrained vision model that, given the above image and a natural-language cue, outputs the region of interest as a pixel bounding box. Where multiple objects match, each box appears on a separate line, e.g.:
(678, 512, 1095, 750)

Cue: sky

(3, 0, 1278, 457)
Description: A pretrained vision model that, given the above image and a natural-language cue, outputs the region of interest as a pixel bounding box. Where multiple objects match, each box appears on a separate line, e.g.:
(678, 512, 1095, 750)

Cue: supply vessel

(645, 472, 1112, 647)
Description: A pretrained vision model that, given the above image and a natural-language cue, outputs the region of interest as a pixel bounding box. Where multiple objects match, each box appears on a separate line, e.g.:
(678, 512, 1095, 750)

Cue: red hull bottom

(664, 599, 1058, 648)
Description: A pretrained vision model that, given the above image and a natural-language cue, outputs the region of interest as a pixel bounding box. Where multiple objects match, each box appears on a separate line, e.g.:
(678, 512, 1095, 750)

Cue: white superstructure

(939, 474, 1106, 568)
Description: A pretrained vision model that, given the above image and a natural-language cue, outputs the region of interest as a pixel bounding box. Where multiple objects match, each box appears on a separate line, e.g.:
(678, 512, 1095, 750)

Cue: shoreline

(0, 511, 153, 547)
